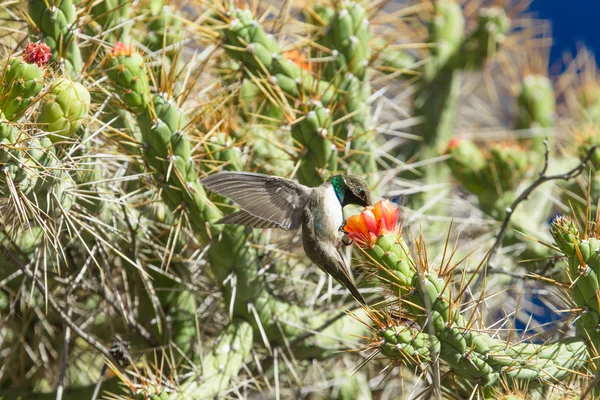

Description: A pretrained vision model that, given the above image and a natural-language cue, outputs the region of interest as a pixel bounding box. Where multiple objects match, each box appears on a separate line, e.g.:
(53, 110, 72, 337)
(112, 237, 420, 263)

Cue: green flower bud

(550, 215, 580, 256)
(38, 79, 90, 142)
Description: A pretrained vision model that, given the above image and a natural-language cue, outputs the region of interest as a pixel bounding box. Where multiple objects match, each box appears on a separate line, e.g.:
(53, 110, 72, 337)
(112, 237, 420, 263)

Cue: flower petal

(345, 214, 369, 237)
(362, 209, 378, 235)
(376, 200, 399, 231)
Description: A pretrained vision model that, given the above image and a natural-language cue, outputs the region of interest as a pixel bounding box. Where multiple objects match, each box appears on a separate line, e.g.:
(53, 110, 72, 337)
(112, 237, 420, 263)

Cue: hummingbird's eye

(359, 189, 365, 198)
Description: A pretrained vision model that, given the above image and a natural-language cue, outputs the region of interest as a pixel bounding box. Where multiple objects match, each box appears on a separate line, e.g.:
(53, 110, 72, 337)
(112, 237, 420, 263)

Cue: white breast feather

(322, 186, 343, 240)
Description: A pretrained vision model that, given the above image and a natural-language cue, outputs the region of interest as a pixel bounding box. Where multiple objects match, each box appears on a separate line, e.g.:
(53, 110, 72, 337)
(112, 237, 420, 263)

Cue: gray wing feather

(217, 210, 281, 229)
(201, 172, 311, 230)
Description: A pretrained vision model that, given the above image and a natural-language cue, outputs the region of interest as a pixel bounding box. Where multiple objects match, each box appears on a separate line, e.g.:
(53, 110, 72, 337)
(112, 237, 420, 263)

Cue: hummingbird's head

(331, 175, 372, 207)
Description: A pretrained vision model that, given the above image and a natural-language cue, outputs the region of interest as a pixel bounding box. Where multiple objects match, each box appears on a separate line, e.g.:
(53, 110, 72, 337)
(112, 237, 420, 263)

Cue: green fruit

(38, 79, 90, 141)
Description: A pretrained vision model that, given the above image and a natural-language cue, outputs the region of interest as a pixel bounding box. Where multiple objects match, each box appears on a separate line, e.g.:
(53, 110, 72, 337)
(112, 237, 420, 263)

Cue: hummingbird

(201, 172, 372, 305)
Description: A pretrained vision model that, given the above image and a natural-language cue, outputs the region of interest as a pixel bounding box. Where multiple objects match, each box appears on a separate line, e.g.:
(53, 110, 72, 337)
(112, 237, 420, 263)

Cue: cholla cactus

(28, 0, 83, 75)
(0, 1, 599, 399)
(345, 200, 596, 397)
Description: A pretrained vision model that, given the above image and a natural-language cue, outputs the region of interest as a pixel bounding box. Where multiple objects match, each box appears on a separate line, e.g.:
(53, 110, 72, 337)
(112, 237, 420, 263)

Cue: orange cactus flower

(345, 199, 400, 246)
(284, 49, 312, 72)
(111, 42, 134, 57)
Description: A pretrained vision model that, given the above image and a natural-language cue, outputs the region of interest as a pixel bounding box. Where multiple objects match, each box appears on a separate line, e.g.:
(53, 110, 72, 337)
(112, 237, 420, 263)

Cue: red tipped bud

(447, 137, 462, 151)
(111, 42, 134, 57)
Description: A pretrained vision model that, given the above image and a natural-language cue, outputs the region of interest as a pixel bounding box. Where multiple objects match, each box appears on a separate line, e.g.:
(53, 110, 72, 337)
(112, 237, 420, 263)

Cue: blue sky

(529, 0, 600, 65)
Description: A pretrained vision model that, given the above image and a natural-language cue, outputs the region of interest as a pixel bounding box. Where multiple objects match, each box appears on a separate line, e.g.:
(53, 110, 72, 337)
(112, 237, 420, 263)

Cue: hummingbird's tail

(344, 280, 368, 306)
(330, 263, 368, 306)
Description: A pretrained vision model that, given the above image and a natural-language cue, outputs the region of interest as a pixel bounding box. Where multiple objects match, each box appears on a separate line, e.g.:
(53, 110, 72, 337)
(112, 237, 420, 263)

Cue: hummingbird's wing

(218, 210, 283, 229)
(201, 172, 311, 230)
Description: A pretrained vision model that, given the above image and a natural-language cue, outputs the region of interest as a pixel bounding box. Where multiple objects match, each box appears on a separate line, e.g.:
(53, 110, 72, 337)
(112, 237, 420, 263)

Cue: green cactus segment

(337, 72, 378, 184)
(447, 140, 531, 210)
(91, 0, 119, 30)
(38, 79, 90, 142)
(0, 130, 73, 209)
(410, 2, 510, 158)
(89, 0, 131, 42)
(165, 289, 198, 355)
(316, 3, 378, 186)
(326, 3, 370, 80)
(363, 232, 465, 329)
(363, 230, 589, 388)
(541, 223, 600, 388)
(180, 319, 253, 398)
(0, 57, 45, 120)
(105, 48, 220, 231)
(27, 137, 60, 192)
(247, 126, 294, 176)
(487, 147, 529, 192)
(221, 8, 334, 104)
(516, 75, 555, 130)
(550, 218, 600, 357)
(107, 47, 150, 114)
(0, 116, 19, 164)
(446, 139, 487, 194)
(0, 226, 43, 256)
(28, 137, 76, 212)
(460, 8, 510, 70)
(220, 7, 371, 184)
(135, 95, 222, 233)
(447, 139, 550, 261)
(364, 232, 414, 290)
(202, 132, 244, 172)
(0, 115, 28, 197)
(580, 133, 600, 171)
(146, 3, 183, 53)
(515, 75, 555, 151)
(378, 324, 440, 362)
(291, 100, 336, 186)
(378, 324, 589, 388)
(28, 0, 83, 75)
(425, 0, 464, 79)
(411, 0, 464, 158)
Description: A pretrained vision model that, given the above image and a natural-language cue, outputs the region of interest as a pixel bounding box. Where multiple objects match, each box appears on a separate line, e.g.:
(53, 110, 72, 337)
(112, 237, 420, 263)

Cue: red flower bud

(23, 42, 52, 66)
(447, 137, 462, 151)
